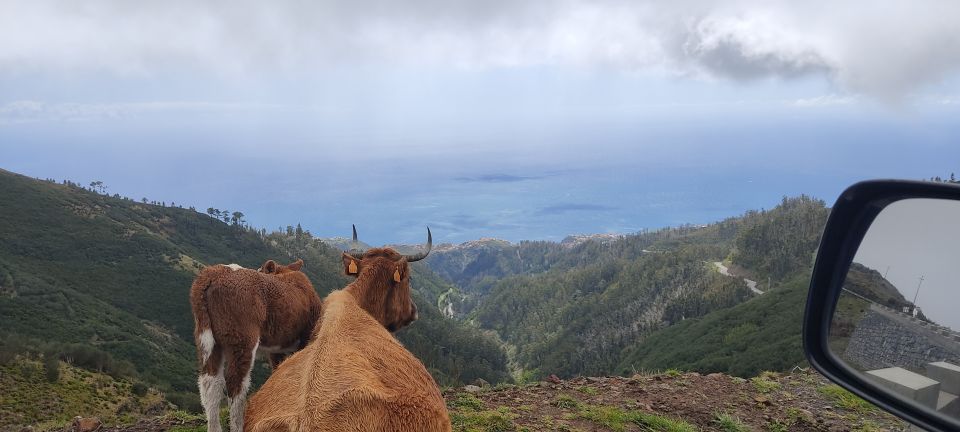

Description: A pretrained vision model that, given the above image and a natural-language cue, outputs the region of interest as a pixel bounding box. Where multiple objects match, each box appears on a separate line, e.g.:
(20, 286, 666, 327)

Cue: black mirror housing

(805, 179, 960, 431)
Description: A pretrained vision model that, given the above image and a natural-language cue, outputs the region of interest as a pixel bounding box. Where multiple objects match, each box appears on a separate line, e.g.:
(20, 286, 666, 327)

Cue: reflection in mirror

(830, 198, 960, 419)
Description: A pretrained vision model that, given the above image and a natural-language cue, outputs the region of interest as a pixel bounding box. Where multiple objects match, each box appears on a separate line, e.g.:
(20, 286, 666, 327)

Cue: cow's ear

(288, 259, 303, 272)
(260, 260, 277, 274)
(393, 264, 405, 283)
(342, 253, 360, 277)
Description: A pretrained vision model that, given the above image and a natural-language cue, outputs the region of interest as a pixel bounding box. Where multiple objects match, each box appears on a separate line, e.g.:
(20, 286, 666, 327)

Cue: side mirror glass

(832, 199, 960, 418)
(805, 183, 960, 432)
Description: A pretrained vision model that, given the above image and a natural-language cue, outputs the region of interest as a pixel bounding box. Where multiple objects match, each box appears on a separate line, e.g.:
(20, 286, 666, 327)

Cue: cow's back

(257, 272, 319, 348)
(197, 266, 268, 336)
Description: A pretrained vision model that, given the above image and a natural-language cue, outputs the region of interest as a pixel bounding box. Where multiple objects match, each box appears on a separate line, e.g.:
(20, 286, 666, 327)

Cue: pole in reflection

(911, 275, 924, 317)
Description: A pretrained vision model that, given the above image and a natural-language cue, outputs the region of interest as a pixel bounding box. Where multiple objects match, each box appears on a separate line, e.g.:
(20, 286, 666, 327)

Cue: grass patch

(577, 405, 635, 431)
(766, 420, 788, 432)
(554, 394, 579, 409)
(818, 384, 877, 413)
(576, 385, 599, 396)
(576, 403, 697, 432)
(751, 376, 781, 394)
(713, 411, 749, 432)
(449, 393, 486, 411)
(785, 407, 812, 425)
(168, 426, 206, 432)
(632, 411, 699, 432)
(449, 396, 518, 432)
(664, 368, 683, 377)
(450, 409, 518, 432)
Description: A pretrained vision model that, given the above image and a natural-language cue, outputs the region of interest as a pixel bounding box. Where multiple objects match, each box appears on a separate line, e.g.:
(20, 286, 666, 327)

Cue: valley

(0, 168, 849, 430)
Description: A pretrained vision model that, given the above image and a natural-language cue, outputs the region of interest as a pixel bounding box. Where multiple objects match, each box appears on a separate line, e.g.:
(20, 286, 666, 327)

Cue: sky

(854, 199, 960, 330)
(2, 0, 960, 244)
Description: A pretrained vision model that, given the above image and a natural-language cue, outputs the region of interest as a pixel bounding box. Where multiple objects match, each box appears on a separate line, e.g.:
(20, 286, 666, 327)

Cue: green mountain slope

(0, 169, 509, 410)
(427, 195, 829, 379)
(616, 276, 810, 377)
(615, 197, 831, 377)
(476, 250, 751, 378)
(0, 357, 170, 430)
(729, 196, 830, 283)
(427, 222, 744, 316)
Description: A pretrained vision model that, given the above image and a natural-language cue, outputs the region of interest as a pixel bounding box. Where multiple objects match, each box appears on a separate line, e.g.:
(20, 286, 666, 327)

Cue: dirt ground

(444, 370, 906, 431)
(91, 370, 905, 432)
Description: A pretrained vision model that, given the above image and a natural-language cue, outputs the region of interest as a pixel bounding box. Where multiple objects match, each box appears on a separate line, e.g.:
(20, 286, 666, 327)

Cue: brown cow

(245, 228, 451, 432)
(190, 259, 322, 432)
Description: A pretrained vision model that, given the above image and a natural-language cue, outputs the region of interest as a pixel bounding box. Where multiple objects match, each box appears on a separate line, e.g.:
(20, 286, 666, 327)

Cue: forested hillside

(617, 275, 810, 377)
(427, 223, 738, 315)
(476, 249, 750, 377)
(427, 195, 831, 380)
(0, 169, 509, 414)
(729, 196, 830, 283)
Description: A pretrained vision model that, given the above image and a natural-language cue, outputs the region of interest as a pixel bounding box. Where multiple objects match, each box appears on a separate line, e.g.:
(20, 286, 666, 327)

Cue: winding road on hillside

(713, 262, 764, 295)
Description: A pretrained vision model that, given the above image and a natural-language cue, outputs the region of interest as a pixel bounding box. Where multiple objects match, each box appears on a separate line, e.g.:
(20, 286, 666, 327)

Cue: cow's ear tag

(393, 268, 402, 282)
(348, 260, 358, 274)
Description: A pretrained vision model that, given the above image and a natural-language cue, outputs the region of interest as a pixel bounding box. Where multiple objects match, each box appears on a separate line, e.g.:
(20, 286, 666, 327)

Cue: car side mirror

(805, 180, 960, 431)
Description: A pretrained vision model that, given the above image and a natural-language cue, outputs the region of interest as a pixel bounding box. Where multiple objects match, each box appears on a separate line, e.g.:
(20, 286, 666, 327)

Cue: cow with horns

(190, 259, 322, 432)
(245, 227, 451, 432)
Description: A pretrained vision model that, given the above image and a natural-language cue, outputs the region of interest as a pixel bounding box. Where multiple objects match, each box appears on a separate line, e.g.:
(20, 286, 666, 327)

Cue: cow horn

(348, 224, 365, 259)
(403, 227, 432, 262)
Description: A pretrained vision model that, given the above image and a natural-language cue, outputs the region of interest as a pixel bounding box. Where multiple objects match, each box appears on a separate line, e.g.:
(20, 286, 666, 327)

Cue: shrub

(43, 355, 60, 382)
(167, 391, 202, 413)
(109, 359, 138, 379)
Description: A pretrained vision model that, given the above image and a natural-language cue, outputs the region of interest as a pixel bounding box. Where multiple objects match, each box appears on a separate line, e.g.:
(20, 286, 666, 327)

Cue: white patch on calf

(198, 358, 225, 432)
(198, 329, 215, 364)
(223, 263, 244, 271)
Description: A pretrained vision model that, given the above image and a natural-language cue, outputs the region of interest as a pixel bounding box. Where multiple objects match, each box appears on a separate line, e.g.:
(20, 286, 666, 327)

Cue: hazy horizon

(3, 1, 960, 245)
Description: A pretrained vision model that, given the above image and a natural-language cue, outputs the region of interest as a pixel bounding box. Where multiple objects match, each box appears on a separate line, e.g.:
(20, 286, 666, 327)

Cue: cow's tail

(190, 266, 222, 368)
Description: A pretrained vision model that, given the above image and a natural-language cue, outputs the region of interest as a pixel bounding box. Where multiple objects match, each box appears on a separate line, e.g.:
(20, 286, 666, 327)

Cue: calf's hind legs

(226, 340, 258, 432)
(198, 346, 225, 432)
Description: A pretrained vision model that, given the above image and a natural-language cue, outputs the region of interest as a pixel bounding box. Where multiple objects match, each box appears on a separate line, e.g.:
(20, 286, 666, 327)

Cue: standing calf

(190, 259, 321, 432)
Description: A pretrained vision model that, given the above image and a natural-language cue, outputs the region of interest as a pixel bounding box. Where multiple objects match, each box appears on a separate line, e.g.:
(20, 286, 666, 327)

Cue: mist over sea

(3, 106, 958, 245)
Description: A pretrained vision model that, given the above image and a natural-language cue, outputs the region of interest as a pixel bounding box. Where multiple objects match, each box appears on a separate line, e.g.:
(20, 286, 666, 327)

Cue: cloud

(791, 94, 857, 108)
(931, 96, 960, 106)
(1, 1, 959, 100)
(538, 203, 617, 216)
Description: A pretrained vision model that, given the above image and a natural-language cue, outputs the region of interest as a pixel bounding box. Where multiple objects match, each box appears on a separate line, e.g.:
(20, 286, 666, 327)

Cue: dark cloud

(681, 34, 830, 81)
(3, 1, 959, 100)
(537, 203, 617, 216)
